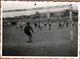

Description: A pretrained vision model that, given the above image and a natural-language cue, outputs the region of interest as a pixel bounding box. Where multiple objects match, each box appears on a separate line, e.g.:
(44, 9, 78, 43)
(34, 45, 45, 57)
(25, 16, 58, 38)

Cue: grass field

(2, 22, 78, 56)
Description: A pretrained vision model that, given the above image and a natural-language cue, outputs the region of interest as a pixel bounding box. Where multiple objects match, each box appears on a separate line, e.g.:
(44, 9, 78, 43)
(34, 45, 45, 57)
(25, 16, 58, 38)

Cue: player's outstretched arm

(30, 26, 33, 33)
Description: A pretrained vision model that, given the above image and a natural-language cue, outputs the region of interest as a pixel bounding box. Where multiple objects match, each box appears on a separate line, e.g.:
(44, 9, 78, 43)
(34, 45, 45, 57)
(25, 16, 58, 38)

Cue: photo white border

(1, 1, 79, 58)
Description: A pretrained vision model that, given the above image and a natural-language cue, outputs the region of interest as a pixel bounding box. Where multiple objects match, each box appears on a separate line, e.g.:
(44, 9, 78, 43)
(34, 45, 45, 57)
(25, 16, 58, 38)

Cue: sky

(2, 1, 78, 17)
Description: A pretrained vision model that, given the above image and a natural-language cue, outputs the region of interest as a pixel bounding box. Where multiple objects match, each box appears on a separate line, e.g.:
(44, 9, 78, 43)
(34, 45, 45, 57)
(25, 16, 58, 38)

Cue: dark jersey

(24, 25, 33, 33)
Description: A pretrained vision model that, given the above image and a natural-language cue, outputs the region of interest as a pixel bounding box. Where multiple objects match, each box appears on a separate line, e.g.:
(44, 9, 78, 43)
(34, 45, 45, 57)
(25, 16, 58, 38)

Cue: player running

(24, 22, 33, 43)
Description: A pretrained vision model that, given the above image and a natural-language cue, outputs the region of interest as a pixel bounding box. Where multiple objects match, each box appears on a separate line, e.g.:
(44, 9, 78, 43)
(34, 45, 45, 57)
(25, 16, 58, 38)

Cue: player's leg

(27, 33, 32, 43)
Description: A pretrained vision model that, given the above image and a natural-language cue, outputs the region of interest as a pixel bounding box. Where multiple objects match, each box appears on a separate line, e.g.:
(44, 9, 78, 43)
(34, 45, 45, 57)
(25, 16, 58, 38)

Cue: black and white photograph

(2, 1, 78, 56)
